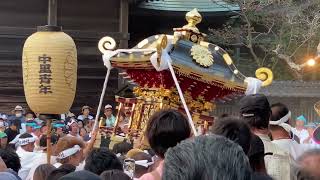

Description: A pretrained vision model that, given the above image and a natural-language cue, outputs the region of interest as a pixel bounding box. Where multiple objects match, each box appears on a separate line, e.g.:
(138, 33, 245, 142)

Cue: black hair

(131, 152, 152, 178)
(46, 164, 76, 180)
(146, 109, 191, 158)
(242, 110, 271, 129)
(270, 103, 289, 122)
(239, 95, 271, 129)
(20, 132, 33, 139)
(84, 147, 123, 175)
(100, 170, 131, 180)
(211, 117, 252, 154)
(248, 135, 265, 173)
(10, 119, 21, 129)
(112, 140, 133, 155)
(25, 111, 35, 117)
(0, 147, 21, 173)
(39, 134, 59, 148)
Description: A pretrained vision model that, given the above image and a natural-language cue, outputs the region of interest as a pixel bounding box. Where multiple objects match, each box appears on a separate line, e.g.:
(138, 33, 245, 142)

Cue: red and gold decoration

(97, 9, 273, 140)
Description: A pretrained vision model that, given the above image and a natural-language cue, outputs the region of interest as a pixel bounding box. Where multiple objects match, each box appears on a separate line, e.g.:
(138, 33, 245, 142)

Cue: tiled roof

(137, 0, 239, 12)
(260, 81, 320, 97)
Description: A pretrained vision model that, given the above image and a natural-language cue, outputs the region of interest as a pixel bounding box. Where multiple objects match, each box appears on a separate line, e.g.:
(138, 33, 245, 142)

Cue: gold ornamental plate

(190, 45, 214, 67)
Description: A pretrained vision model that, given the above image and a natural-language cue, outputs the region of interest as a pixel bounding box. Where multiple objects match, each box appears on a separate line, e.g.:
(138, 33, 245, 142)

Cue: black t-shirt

(4, 128, 19, 143)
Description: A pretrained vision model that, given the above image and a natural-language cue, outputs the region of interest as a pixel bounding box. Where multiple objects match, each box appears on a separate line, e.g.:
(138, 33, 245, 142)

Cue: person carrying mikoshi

(239, 94, 294, 180)
(53, 132, 98, 171)
(16, 133, 42, 180)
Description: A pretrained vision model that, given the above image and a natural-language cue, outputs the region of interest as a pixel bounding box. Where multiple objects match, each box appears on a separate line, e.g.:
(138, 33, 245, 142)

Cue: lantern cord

(167, 60, 198, 136)
(93, 68, 111, 131)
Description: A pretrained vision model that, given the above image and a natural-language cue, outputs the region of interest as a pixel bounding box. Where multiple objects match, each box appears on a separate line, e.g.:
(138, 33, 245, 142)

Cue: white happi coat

(16, 146, 43, 180)
(272, 139, 306, 160)
(25, 154, 57, 180)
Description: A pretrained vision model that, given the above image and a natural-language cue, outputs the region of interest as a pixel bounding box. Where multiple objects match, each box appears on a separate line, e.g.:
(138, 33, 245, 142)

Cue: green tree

(209, 0, 320, 80)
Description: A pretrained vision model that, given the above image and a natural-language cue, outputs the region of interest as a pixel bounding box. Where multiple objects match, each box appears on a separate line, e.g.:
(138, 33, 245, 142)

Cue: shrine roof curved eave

(131, 8, 239, 17)
(135, 0, 240, 13)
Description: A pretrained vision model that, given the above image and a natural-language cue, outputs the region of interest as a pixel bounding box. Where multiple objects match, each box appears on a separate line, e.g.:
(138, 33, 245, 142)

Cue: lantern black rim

(37, 25, 62, 32)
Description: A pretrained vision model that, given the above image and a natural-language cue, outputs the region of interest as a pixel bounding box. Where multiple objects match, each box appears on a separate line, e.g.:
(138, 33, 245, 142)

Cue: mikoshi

(94, 9, 273, 147)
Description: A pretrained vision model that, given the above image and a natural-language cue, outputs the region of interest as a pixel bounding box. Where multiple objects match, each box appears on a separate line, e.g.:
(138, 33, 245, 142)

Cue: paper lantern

(22, 26, 77, 114)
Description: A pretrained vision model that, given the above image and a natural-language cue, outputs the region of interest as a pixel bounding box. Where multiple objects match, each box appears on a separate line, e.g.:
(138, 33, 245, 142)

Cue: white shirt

(292, 128, 309, 144)
(25, 155, 57, 180)
(17, 146, 43, 180)
(257, 134, 294, 180)
(77, 115, 93, 121)
(20, 123, 26, 133)
(272, 139, 306, 160)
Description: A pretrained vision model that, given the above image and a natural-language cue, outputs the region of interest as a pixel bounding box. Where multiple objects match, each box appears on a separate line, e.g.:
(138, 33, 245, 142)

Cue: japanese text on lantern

(38, 54, 52, 94)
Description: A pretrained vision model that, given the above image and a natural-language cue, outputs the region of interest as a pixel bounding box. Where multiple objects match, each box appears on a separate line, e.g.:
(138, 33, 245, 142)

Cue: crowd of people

(0, 94, 319, 179)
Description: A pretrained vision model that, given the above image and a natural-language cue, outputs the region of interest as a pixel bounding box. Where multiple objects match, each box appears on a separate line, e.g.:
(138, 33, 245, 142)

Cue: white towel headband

(57, 145, 81, 159)
(135, 160, 154, 168)
(67, 119, 77, 127)
(269, 111, 292, 133)
(18, 137, 36, 146)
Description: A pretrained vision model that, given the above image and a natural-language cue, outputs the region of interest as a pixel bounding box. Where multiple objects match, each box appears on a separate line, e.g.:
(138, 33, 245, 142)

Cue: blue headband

(53, 123, 65, 128)
(296, 115, 307, 123)
(26, 122, 37, 127)
(34, 125, 41, 129)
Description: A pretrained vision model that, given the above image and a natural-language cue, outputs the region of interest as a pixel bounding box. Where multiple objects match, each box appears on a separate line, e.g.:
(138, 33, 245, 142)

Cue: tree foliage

(209, 0, 320, 80)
